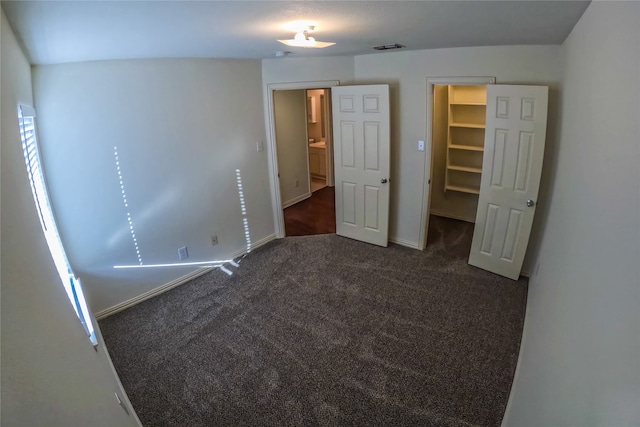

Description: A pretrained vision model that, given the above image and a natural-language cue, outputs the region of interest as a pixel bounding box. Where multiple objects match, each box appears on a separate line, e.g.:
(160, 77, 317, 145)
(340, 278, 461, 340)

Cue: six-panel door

(332, 85, 390, 247)
(469, 85, 549, 279)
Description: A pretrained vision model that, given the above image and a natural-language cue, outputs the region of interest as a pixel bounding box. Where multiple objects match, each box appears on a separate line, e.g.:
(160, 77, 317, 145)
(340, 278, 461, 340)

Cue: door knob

(527, 199, 535, 207)
(381, 178, 388, 184)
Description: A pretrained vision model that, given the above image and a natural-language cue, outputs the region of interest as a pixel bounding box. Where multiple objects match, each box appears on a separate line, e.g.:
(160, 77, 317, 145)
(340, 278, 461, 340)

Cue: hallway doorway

(266, 80, 339, 239)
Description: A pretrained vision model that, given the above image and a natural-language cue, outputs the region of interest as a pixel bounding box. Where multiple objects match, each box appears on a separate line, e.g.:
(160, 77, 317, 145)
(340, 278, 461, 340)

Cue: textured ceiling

(2, 1, 590, 65)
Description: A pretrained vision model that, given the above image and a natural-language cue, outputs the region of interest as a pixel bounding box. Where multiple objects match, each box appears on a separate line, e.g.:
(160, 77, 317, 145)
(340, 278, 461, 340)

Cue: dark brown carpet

(100, 216, 527, 427)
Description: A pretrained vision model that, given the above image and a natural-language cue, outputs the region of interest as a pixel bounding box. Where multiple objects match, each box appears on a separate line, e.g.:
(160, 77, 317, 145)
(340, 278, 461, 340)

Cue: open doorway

(269, 83, 337, 237)
(421, 77, 495, 250)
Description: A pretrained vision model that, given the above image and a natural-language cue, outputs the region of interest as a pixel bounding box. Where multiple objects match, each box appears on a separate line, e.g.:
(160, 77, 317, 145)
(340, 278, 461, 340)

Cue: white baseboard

(95, 234, 276, 320)
(94, 268, 213, 320)
(282, 192, 311, 209)
(520, 270, 532, 278)
(429, 210, 476, 223)
(388, 236, 421, 250)
(231, 234, 276, 258)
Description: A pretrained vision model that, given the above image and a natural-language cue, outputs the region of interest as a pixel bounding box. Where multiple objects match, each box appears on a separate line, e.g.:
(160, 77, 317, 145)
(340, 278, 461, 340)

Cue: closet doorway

(423, 78, 549, 280)
(421, 77, 495, 249)
(269, 82, 338, 237)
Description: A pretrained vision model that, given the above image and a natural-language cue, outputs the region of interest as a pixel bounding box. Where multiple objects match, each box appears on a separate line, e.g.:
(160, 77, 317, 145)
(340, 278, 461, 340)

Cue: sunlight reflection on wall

(114, 146, 142, 265)
(112, 166, 253, 277)
(236, 169, 252, 254)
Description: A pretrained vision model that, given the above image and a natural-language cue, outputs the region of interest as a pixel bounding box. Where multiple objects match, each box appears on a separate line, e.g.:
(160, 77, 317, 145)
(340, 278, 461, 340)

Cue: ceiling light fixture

(278, 26, 335, 49)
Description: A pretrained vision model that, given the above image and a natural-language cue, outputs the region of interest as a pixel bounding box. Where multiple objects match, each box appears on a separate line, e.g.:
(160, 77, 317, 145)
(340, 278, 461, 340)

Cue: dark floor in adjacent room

(284, 185, 335, 236)
(100, 215, 527, 427)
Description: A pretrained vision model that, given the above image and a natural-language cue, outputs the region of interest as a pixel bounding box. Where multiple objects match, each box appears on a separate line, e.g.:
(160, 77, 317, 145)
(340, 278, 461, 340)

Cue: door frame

(266, 80, 340, 238)
(419, 76, 496, 249)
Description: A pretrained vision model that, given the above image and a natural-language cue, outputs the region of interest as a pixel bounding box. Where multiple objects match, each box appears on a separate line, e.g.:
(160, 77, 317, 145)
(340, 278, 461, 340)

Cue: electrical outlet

(211, 235, 218, 246)
(178, 246, 188, 260)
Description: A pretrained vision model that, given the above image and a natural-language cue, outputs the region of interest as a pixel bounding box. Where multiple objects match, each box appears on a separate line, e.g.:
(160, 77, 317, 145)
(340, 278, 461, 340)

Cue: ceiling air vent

(373, 43, 405, 51)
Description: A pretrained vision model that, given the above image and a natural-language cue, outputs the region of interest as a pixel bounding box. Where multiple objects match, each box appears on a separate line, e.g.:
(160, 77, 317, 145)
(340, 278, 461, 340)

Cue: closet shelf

(449, 122, 485, 129)
(445, 184, 480, 195)
(449, 144, 484, 152)
(447, 165, 482, 174)
(449, 101, 486, 106)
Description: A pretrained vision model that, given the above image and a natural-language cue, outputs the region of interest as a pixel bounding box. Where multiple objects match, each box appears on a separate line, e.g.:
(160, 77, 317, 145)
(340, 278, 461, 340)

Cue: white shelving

(445, 85, 487, 195)
(449, 122, 485, 129)
(445, 184, 480, 195)
(447, 165, 483, 173)
(449, 144, 484, 152)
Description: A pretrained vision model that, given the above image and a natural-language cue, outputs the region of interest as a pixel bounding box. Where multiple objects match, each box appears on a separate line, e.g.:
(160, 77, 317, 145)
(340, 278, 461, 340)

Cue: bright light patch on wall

(114, 146, 142, 265)
(236, 169, 252, 253)
(112, 170, 253, 277)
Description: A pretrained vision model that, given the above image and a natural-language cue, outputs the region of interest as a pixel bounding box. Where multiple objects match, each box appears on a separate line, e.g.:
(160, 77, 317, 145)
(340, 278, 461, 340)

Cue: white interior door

(332, 85, 390, 247)
(469, 85, 548, 279)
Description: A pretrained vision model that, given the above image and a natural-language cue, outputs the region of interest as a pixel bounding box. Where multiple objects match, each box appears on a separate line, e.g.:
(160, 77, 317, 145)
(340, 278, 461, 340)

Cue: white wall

(504, 2, 640, 426)
(32, 58, 274, 313)
(262, 56, 355, 87)
(274, 89, 310, 207)
(261, 50, 560, 257)
(1, 10, 140, 426)
(354, 45, 561, 261)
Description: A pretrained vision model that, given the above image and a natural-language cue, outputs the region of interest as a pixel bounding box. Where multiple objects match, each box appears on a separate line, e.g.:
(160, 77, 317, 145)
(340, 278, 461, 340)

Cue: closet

(431, 84, 487, 223)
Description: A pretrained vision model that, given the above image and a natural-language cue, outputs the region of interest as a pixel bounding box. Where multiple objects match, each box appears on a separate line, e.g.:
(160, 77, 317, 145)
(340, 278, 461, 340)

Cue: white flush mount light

(278, 25, 335, 49)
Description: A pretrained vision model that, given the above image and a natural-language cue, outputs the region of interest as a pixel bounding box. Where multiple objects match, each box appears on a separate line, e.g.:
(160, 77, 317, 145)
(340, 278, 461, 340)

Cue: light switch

(256, 140, 264, 152)
(418, 140, 425, 151)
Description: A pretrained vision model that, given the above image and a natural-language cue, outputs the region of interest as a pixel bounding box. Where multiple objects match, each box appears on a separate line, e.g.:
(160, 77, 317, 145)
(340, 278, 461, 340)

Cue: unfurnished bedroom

(2, 1, 639, 427)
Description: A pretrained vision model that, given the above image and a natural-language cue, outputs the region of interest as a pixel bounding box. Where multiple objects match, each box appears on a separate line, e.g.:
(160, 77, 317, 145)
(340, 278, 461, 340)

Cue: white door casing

(469, 84, 549, 279)
(332, 85, 391, 247)
(266, 81, 339, 239)
(421, 77, 495, 250)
